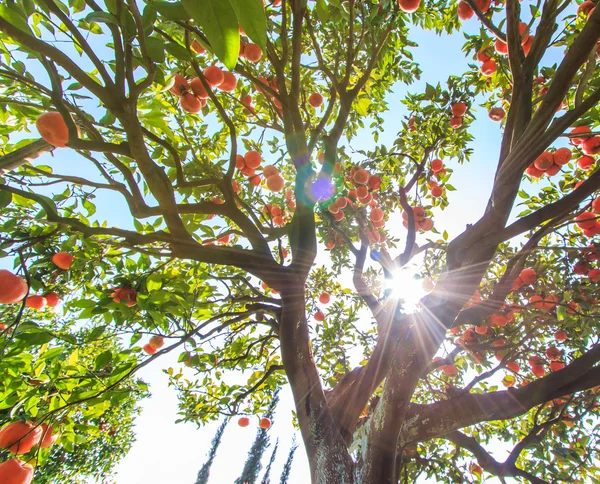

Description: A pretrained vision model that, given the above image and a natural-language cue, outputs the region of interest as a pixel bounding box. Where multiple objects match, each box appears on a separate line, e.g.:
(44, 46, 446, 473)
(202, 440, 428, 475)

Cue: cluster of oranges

(440, 266, 581, 385)
(313, 291, 330, 323)
(401, 206, 434, 232)
(0, 420, 58, 484)
(169, 66, 237, 114)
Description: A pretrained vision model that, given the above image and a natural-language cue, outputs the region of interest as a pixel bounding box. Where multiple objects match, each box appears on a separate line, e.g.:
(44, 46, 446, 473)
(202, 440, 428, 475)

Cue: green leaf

(148, 1, 190, 21)
(424, 83, 436, 100)
(146, 36, 165, 64)
(355, 98, 372, 116)
(146, 273, 162, 291)
(84, 11, 119, 26)
(182, 0, 240, 69)
(0, 190, 12, 209)
(16, 330, 55, 347)
(141, 5, 157, 32)
(164, 41, 191, 61)
(556, 304, 567, 321)
(38, 346, 65, 361)
(227, 0, 267, 50)
(443, 230, 448, 241)
(315, 0, 330, 22)
(94, 350, 112, 371)
(88, 325, 106, 341)
(0, 5, 33, 35)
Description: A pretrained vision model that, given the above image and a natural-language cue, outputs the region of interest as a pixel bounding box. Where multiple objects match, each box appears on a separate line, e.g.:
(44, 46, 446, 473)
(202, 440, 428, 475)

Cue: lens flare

(387, 266, 426, 313)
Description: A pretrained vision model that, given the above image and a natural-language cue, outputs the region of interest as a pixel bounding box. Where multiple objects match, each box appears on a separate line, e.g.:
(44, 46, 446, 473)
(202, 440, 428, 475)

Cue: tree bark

(0, 139, 54, 173)
(279, 285, 354, 483)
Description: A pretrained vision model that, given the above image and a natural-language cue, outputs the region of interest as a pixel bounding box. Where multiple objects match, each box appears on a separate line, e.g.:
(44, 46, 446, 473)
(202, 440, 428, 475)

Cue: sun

(386, 265, 426, 313)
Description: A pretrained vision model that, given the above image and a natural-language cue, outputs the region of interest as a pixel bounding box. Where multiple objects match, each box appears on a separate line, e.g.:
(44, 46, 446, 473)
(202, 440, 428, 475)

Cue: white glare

(387, 266, 426, 313)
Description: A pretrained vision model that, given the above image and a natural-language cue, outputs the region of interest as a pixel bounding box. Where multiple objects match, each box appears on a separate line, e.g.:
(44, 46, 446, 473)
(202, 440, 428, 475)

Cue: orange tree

(1, 0, 600, 482)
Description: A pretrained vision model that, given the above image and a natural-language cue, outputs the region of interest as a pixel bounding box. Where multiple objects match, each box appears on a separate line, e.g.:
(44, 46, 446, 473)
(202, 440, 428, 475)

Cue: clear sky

(4, 4, 573, 482)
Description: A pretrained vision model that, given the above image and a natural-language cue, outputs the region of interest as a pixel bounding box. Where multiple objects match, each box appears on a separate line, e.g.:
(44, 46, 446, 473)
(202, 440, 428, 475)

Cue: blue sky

(4, 3, 576, 482)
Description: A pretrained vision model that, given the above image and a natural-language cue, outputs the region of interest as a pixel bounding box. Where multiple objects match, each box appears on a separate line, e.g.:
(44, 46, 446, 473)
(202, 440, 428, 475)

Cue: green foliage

(0, 0, 600, 482)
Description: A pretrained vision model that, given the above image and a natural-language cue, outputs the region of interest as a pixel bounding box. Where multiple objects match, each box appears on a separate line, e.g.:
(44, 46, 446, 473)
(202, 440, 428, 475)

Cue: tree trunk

(279, 285, 355, 483)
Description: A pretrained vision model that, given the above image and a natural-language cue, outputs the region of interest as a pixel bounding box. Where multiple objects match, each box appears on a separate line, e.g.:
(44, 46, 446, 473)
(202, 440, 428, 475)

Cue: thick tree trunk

(279, 285, 355, 483)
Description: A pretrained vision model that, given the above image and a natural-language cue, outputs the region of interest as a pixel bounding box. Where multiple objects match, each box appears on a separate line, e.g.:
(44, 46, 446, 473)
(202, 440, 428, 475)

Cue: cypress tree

(259, 438, 279, 484)
(195, 418, 229, 484)
(235, 390, 280, 484)
(279, 437, 298, 484)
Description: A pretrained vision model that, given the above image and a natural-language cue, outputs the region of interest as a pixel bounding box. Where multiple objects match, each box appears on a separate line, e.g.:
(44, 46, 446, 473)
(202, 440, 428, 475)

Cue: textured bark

(0, 139, 54, 173)
(279, 287, 354, 483)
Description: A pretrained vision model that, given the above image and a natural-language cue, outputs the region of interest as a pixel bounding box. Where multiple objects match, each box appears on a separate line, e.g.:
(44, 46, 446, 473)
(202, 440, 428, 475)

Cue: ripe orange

(583, 136, 600, 155)
(244, 44, 263, 62)
(319, 292, 330, 304)
(219, 72, 237, 92)
(238, 417, 250, 427)
(263, 165, 278, 178)
(356, 186, 369, 199)
(488, 107, 505, 121)
(370, 207, 384, 222)
(480, 60, 497, 76)
(0, 270, 28, 305)
(308, 93, 323, 108)
(531, 364, 545, 377)
(204, 66, 224, 87)
(368, 175, 382, 190)
(180, 93, 201, 113)
(519, 268, 537, 284)
(0, 421, 43, 454)
(431, 185, 443, 198)
(457, 1, 474, 20)
(475, 0, 491, 12)
(534, 152, 554, 171)
(578, 156, 594, 170)
(267, 175, 284, 192)
(553, 147, 572, 166)
(0, 458, 34, 484)
(259, 418, 271, 429)
(449, 117, 462, 129)
(314, 311, 325, 321)
(44, 292, 60, 307)
(26, 295, 47, 311)
(431, 159, 443, 172)
(111, 287, 137, 307)
(353, 168, 370, 185)
(191, 39, 205, 54)
(244, 151, 262, 169)
(149, 335, 164, 349)
(451, 102, 467, 117)
(190, 77, 209, 99)
(169, 74, 188, 96)
(39, 424, 58, 449)
(546, 346, 562, 361)
(576, 212, 597, 230)
(52, 252, 75, 270)
(443, 364, 458, 376)
(143, 344, 157, 355)
(419, 218, 433, 231)
(36, 112, 70, 147)
(398, 0, 420, 13)
(570, 125, 591, 145)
